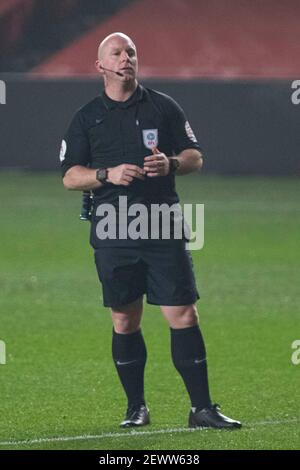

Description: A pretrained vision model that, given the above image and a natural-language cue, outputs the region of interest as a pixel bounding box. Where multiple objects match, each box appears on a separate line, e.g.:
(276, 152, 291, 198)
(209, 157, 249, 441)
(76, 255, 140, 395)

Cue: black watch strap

(169, 158, 180, 175)
(96, 168, 108, 184)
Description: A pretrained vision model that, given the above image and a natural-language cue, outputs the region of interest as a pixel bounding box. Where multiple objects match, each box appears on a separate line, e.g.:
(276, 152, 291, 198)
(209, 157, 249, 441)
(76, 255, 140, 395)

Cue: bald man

(60, 32, 241, 430)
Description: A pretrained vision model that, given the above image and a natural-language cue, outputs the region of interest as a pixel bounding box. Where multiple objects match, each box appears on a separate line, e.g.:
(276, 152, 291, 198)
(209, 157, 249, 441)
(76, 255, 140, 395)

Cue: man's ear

(95, 60, 104, 75)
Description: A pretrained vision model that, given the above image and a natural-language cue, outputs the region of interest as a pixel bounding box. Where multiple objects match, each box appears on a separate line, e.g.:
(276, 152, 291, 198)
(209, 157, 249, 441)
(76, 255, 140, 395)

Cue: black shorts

(93, 240, 200, 308)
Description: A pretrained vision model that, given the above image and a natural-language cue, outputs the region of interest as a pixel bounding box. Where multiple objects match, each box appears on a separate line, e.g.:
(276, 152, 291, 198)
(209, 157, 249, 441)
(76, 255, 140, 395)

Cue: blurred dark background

(0, 0, 299, 174)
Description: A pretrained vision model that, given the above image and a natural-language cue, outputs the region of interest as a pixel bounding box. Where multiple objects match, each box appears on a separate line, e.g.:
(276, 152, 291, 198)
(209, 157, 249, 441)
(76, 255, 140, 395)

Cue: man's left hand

(143, 148, 170, 177)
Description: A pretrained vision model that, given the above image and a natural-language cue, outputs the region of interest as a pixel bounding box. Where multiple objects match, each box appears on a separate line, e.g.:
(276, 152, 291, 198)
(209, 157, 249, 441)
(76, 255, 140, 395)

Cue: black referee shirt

(60, 84, 201, 246)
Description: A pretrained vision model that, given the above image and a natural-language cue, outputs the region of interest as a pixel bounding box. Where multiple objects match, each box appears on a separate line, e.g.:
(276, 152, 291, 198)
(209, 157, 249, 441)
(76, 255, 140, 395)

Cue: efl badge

(142, 129, 158, 150)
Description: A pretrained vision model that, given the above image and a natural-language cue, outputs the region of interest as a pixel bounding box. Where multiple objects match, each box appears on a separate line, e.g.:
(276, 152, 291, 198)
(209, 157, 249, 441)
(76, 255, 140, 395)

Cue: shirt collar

(101, 84, 145, 110)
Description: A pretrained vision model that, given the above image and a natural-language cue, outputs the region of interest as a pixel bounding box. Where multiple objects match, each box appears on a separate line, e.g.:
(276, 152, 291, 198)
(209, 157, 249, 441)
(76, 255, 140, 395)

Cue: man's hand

(143, 147, 170, 177)
(107, 164, 145, 186)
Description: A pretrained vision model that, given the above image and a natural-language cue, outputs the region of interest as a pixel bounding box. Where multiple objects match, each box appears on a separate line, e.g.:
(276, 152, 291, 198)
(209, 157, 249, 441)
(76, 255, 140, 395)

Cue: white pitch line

(0, 418, 299, 447)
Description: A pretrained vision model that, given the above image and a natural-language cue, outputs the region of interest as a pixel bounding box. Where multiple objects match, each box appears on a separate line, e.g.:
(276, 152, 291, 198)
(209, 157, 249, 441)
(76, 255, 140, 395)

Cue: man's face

(99, 36, 138, 81)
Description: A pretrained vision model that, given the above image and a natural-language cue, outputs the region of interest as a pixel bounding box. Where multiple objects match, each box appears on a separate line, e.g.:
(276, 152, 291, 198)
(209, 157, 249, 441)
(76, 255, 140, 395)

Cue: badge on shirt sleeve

(142, 129, 158, 150)
(185, 121, 197, 143)
(59, 139, 67, 162)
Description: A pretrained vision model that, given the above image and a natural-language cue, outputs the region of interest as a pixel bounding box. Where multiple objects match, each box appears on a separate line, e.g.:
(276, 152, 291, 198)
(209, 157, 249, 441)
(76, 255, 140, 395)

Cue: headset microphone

(100, 66, 124, 77)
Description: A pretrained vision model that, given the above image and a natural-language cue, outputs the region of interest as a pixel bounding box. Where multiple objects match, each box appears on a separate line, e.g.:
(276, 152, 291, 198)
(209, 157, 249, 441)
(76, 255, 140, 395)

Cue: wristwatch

(96, 168, 108, 185)
(169, 158, 180, 175)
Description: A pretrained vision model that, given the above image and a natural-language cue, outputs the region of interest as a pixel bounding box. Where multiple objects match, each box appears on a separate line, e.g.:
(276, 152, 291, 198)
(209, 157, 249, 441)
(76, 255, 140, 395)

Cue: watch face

(97, 168, 107, 182)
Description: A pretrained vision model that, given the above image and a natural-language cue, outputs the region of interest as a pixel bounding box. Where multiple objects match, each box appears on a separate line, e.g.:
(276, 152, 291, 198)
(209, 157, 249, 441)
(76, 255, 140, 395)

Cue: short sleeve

(164, 96, 202, 155)
(59, 110, 90, 177)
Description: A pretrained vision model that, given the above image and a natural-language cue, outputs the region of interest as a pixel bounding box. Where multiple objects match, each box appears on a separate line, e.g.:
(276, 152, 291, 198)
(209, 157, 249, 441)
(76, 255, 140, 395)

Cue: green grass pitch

(0, 172, 299, 450)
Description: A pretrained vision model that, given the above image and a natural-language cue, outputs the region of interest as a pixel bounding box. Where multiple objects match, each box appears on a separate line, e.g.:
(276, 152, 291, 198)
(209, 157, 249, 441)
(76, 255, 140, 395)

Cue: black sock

(112, 329, 147, 408)
(170, 325, 211, 411)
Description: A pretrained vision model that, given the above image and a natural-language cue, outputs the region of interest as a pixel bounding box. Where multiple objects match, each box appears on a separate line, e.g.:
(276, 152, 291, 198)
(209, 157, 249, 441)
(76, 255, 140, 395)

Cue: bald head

(96, 32, 138, 83)
(97, 32, 136, 60)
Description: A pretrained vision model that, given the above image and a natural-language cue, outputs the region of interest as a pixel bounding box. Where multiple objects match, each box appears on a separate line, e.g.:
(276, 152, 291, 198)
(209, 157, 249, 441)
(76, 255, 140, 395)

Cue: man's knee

(177, 305, 199, 328)
(161, 304, 199, 329)
(112, 314, 142, 334)
(111, 297, 143, 334)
